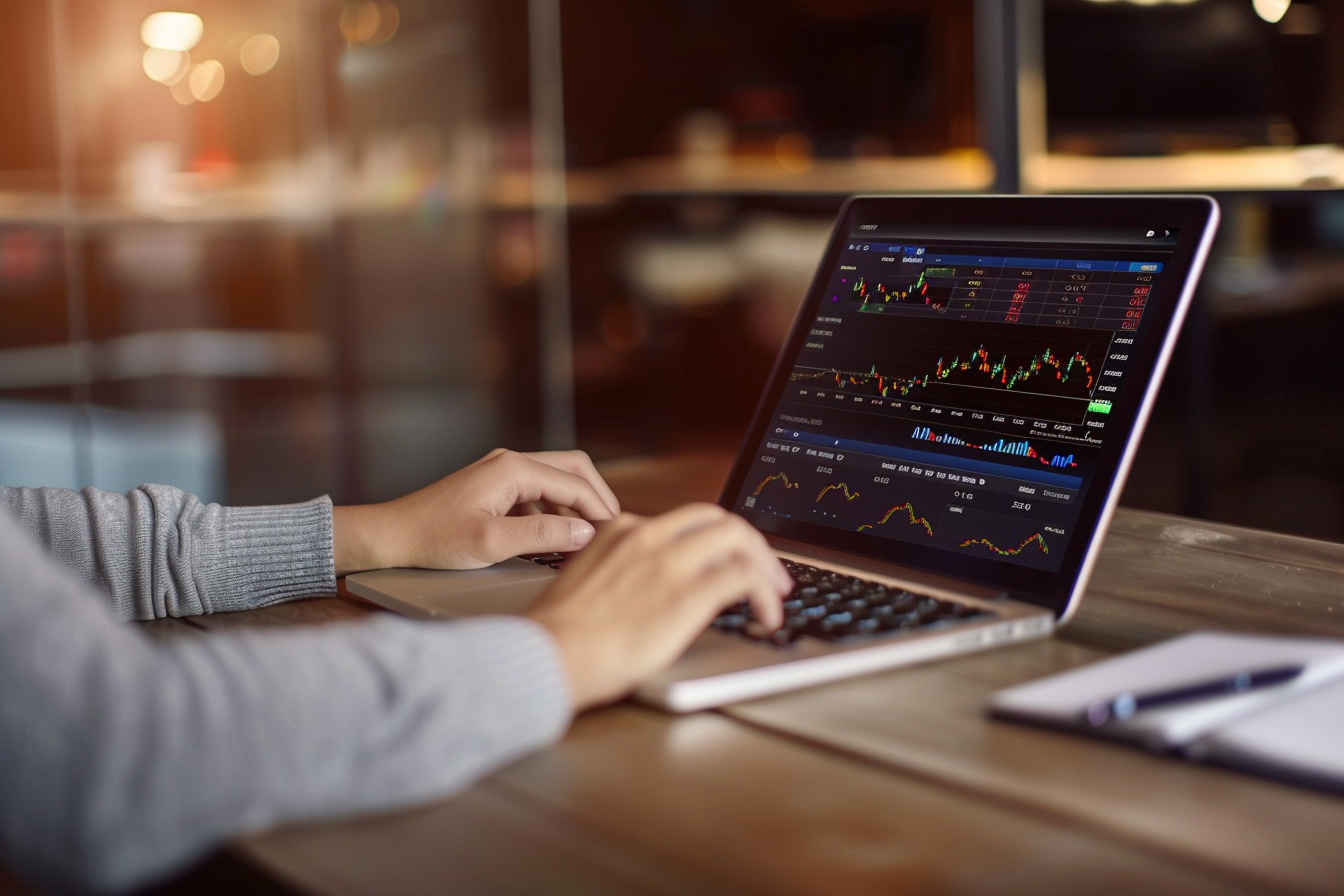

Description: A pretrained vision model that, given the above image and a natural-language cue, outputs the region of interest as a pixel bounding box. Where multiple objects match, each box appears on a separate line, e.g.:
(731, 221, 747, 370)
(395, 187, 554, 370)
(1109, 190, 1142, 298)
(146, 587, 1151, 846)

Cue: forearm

(0, 511, 570, 894)
(0, 485, 334, 619)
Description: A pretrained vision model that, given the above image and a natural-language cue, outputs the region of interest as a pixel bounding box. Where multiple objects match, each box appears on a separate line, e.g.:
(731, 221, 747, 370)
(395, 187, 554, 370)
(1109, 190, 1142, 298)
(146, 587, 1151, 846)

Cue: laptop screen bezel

(718, 194, 1218, 619)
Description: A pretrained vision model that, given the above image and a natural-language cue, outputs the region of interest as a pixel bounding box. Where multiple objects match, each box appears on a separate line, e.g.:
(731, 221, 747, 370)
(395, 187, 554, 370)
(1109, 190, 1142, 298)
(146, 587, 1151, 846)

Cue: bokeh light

(142, 47, 189, 84)
(1253, 0, 1292, 22)
(775, 133, 814, 173)
(170, 75, 195, 104)
(339, 2, 400, 46)
(188, 60, 225, 102)
(239, 33, 280, 75)
(141, 12, 204, 51)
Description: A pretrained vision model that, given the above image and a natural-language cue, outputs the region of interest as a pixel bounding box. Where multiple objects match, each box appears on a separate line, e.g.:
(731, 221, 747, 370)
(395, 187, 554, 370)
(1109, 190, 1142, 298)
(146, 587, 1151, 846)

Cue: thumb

(485, 514, 596, 560)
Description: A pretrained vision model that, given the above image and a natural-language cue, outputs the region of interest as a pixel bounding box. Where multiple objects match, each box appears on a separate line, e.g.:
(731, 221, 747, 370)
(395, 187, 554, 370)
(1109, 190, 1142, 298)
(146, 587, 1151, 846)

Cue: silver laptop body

(349, 195, 1220, 713)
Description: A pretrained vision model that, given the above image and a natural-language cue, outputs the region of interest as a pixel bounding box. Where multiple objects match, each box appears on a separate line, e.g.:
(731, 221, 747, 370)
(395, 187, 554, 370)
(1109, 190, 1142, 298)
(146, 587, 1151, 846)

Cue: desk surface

(185, 455, 1344, 896)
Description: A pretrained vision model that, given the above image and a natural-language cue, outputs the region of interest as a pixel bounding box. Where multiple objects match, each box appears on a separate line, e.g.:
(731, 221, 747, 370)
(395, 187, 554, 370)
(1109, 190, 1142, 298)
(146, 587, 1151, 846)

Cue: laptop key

(854, 617, 882, 635)
(820, 611, 853, 631)
(888, 591, 919, 613)
(838, 579, 866, 599)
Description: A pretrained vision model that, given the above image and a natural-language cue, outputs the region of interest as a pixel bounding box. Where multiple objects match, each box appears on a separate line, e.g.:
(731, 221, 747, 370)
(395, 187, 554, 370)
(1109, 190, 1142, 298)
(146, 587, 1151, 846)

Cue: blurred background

(1, 0, 1343, 541)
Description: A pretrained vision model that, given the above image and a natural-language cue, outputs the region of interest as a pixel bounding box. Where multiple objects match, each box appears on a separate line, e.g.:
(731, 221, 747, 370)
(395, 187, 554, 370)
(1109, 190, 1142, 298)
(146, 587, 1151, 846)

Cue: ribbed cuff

(201, 497, 336, 613)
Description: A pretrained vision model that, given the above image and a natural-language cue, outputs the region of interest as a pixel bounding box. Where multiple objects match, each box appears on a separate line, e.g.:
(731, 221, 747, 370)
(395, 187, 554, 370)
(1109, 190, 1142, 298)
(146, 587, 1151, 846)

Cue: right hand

(525, 503, 792, 712)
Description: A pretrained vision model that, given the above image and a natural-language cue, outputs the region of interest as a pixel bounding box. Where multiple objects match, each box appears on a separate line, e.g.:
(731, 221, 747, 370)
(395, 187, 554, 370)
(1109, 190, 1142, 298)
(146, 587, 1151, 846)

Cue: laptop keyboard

(712, 559, 993, 647)
(525, 552, 993, 647)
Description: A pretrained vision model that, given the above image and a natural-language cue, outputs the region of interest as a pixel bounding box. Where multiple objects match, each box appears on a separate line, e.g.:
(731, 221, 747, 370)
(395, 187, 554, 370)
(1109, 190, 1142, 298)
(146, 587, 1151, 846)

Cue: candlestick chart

(793, 319, 1114, 423)
(850, 267, 957, 313)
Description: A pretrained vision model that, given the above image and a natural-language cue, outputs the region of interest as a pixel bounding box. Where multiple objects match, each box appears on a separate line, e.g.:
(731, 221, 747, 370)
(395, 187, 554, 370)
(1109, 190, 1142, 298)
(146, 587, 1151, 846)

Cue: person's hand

(524, 503, 791, 712)
(332, 448, 621, 574)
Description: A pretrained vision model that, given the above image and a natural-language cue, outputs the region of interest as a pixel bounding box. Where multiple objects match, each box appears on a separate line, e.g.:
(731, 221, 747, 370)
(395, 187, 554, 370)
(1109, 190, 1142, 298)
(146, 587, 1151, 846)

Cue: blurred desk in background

(154, 455, 1344, 895)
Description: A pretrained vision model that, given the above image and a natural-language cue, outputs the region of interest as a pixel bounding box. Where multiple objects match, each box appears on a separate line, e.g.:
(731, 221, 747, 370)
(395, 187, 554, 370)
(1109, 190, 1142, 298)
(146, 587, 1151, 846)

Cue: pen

(1082, 664, 1305, 727)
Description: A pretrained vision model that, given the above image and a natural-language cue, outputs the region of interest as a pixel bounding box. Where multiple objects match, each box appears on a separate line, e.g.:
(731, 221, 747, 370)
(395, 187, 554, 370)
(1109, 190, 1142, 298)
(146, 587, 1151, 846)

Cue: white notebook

(987, 632, 1344, 792)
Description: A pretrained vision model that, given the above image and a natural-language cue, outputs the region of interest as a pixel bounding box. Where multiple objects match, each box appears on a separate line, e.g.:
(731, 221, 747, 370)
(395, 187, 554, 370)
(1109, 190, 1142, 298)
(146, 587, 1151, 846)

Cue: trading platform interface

(734, 224, 1176, 572)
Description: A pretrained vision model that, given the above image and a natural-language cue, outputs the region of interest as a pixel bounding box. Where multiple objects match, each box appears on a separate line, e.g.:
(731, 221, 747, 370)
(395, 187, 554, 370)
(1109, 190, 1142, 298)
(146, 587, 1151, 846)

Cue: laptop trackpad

(346, 558, 556, 619)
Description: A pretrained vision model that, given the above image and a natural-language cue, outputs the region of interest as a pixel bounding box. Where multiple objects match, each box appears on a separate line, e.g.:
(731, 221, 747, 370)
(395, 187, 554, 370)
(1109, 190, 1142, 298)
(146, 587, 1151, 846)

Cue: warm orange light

(339, 2, 399, 46)
(141, 12, 203, 51)
(170, 75, 195, 105)
(339, 3, 378, 43)
(143, 47, 189, 84)
(367, 2, 399, 45)
(775, 133, 814, 173)
(188, 60, 225, 102)
(239, 33, 280, 75)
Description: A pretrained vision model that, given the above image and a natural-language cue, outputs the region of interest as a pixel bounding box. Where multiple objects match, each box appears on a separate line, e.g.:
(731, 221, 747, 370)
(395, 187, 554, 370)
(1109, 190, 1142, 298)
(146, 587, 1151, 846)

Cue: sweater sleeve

(0, 485, 334, 620)
(0, 506, 572, 895)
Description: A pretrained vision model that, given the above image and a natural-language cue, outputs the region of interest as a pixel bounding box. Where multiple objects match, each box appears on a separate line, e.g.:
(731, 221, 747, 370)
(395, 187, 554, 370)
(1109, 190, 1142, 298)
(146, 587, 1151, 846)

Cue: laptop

(349, 194, 1220, 712)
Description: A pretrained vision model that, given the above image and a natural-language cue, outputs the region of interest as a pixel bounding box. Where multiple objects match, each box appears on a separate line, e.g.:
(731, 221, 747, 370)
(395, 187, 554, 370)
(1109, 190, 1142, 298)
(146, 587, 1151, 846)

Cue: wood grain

(238, 779, 709, 896)
(185, 596, 374, 632)
(722, 639, 1344, 896)
(1070, 510, 1344, 648)
(243, 706, 1279, 896)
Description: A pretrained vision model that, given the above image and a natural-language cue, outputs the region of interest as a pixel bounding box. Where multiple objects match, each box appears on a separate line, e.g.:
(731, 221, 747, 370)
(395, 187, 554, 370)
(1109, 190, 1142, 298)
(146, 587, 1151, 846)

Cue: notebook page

(1187, 677, 1344, 791)
(987, 632, 1344, 751)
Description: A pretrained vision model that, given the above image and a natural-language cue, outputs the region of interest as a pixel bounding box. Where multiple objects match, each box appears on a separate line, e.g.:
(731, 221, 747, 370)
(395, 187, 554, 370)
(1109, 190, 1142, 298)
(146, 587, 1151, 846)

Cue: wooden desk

(171, 455, 1344, 895)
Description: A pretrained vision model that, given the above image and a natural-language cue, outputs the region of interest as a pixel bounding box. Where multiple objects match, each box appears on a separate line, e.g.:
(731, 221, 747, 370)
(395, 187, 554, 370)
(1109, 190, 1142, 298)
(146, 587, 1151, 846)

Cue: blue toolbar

(842, 244, 1163, 273)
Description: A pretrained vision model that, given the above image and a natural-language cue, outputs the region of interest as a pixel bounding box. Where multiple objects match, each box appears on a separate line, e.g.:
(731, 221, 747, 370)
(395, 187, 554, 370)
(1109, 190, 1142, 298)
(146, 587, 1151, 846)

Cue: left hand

(332, 448, 621, 574)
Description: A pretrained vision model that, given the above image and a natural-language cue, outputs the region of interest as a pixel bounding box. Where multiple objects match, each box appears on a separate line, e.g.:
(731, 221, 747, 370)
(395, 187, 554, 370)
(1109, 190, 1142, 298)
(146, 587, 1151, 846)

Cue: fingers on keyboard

(710, 559, 991, 646)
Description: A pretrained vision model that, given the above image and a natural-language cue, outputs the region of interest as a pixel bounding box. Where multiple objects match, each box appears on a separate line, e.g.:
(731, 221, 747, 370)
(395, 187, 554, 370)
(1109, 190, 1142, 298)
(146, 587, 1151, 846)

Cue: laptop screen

(722, 196, 1217, 614)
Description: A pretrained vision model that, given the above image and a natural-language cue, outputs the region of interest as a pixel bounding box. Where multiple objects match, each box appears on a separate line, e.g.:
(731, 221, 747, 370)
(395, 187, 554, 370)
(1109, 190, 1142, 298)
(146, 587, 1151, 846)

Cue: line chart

(958, 532, 1050, 556)
(857, 502, 934, 537)
(816, 483, 861, 503)
(752, 471, 800, 497)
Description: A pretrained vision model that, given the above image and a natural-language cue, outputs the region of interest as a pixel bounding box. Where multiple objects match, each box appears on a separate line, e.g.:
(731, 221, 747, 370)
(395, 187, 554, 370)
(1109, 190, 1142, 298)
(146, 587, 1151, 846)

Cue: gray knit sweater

(0, 484, 571, 894)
